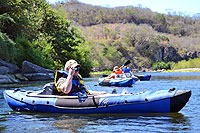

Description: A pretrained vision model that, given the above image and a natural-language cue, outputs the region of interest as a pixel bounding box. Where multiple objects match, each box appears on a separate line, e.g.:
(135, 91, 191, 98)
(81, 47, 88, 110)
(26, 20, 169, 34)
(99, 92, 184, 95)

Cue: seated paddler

(55, 59, 107, 96)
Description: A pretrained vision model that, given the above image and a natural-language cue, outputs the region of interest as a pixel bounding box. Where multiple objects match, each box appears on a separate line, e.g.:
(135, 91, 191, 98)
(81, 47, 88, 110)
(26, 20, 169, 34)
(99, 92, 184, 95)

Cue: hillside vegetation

(1, 0, 200, 77)
(0, 0, 92, 77)
(53, 0, 200, 71)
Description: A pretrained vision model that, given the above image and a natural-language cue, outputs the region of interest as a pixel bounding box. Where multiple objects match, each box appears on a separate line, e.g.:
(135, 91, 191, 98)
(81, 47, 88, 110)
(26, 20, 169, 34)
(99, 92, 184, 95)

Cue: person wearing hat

(113, 66, 123, 74)
(105, 66, 123, 79)
(55, 59, 106, 96)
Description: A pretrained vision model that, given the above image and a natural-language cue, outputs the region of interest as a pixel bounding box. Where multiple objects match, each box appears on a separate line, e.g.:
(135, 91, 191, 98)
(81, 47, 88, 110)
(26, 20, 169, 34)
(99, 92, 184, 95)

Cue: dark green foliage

(0, 0, 11, 14)
(0, 13, 15, 30)
(153, 13, 168, 33)
(14, 35, 53, 69)
(152, 61, 174, 70)
(136, 41, 160, 62)
(0, 0, 93, 77)
(76, 51, 93, 77)
(53, 42, 93, 77)
(0, 32, 17, 63)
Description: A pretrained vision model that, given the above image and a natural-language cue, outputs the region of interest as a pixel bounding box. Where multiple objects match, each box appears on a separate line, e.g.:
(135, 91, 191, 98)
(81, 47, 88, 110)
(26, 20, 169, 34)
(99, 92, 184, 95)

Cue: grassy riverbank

(166, 68, 200, 72)
(91, 68, 200, 76)
(91, 71, 113, 74)
(90, 71, 112, 77)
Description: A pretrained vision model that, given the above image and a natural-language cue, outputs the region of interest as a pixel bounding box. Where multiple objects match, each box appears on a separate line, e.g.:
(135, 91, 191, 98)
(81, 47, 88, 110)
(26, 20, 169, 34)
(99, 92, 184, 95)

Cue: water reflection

(44, 112, 192, 132)
(0, 108, 193, 132)
(53, 115, 88, 132)
(168, 113, 191, 132)
(0, 116, 6, 132)
(170, 113, 189, 123)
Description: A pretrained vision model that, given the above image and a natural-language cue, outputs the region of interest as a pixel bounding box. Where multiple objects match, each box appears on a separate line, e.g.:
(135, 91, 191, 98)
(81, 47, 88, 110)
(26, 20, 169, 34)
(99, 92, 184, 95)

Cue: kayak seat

(124, 73, 132, 78)
(38, 82, 59, 95)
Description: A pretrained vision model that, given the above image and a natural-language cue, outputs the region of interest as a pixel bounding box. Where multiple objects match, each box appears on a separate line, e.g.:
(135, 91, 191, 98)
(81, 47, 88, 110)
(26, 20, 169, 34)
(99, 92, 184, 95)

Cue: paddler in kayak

(105, 66, 123, 79)
(55, 59, 107, 96)
(122, 66, 133, 78)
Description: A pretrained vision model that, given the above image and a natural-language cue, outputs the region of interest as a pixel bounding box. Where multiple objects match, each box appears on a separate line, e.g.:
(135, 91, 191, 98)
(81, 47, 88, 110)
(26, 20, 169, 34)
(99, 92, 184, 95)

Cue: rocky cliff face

(0, 59, 54, 84)
(21, 61, 54, 81)
(155, 46, 198, 62)
(0, 59, 19, 74)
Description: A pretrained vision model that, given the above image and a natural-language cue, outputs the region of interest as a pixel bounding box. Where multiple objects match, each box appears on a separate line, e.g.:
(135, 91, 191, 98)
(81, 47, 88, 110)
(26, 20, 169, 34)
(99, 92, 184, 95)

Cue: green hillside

(1, 0, 200, 77)
(53, 0, 200, 71)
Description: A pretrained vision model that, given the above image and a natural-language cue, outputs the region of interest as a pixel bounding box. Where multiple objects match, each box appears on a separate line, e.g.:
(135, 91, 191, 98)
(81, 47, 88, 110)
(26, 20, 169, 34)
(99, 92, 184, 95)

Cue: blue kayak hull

(4, 89, 191, 114)
(135, 74, 151, 81)
(4, 95, 169, 113)
(98, 78, 136, 87)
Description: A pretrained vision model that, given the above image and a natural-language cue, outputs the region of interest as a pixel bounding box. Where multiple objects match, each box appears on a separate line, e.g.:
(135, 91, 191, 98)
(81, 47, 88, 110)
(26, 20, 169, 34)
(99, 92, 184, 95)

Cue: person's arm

(105, 73, 115, 79)
(58, 67, 75, 94)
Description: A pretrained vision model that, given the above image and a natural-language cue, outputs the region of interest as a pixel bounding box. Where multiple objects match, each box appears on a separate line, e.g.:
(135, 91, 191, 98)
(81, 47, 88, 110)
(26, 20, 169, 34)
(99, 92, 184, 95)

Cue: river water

(0, 72, 199, 132)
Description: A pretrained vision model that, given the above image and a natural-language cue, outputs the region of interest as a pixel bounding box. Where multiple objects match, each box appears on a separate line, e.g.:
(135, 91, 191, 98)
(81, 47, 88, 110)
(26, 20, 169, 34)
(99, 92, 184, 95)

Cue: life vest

(111, 69, 123, 78)
(115, 69, 123, 74)
(122, 67, 131, 73)
(54, 70, 90, 96)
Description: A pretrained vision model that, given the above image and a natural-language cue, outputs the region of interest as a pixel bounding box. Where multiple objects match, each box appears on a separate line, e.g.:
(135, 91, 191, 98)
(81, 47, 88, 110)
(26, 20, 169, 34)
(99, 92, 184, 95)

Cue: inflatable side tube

(55, 96, 100, 107)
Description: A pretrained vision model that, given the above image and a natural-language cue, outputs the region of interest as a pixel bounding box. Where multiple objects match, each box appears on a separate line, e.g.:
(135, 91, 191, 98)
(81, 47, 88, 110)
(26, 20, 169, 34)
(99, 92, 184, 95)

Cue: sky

(47, 0, 200, 16)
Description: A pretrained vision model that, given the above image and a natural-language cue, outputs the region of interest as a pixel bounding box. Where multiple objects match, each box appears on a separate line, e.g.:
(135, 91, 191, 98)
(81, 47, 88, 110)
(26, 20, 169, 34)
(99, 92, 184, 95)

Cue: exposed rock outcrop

(0, 59, 19, 74)
(163, 46, 182, 62)
(21, 61, 54, 81)
(23, 73, 54, 81)
(155, 46, 198, 63)
(0, 74, 20, 84)
(179, 51, 198, 61)
(0, 59, 54, 84)
(22, 61, 53, 73)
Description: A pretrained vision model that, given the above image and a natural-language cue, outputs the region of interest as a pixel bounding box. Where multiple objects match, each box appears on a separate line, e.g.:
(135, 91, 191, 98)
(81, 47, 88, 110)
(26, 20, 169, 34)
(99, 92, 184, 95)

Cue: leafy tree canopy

(0, 0, 93, 77)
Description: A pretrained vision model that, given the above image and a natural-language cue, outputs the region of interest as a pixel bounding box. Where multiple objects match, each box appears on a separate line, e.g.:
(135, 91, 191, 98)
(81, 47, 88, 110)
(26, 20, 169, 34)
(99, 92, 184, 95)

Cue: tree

(0, 0, 93, 76)
(153, 13, 168, 33)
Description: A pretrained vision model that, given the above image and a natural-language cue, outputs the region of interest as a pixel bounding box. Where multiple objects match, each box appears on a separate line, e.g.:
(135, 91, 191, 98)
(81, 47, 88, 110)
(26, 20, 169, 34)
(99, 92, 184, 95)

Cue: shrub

(172, 57, 200, 69)
(15, 35, 53, 69)
(152, 61, 174, 70)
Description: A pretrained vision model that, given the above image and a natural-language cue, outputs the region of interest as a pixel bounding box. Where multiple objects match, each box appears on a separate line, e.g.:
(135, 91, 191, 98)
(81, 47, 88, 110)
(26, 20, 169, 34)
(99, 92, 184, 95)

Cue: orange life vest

(115, 69, 123, 74)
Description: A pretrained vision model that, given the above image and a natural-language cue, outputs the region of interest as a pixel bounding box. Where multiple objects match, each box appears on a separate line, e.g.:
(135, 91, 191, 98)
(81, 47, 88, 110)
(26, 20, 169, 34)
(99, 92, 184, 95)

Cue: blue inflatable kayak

(134, 74, 151, 81)
(3, 88, 191, 114)
(98, 77, 137, 87)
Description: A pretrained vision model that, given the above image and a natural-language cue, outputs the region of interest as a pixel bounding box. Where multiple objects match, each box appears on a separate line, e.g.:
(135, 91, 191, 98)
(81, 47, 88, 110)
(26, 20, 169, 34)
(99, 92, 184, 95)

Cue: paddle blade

(124, 60, 131, 66)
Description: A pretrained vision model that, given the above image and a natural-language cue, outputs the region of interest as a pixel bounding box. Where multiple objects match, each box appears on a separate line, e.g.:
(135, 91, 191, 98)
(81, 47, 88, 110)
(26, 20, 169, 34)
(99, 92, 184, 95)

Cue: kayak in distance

(102, 74, 151, 81)
(133, 74, 151, 81)
(98, 77, 137, 87)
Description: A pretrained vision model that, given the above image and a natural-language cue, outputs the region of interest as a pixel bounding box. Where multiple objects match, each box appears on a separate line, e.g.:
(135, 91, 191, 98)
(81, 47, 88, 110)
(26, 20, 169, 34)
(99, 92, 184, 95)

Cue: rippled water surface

(0, 72, 200, 132)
